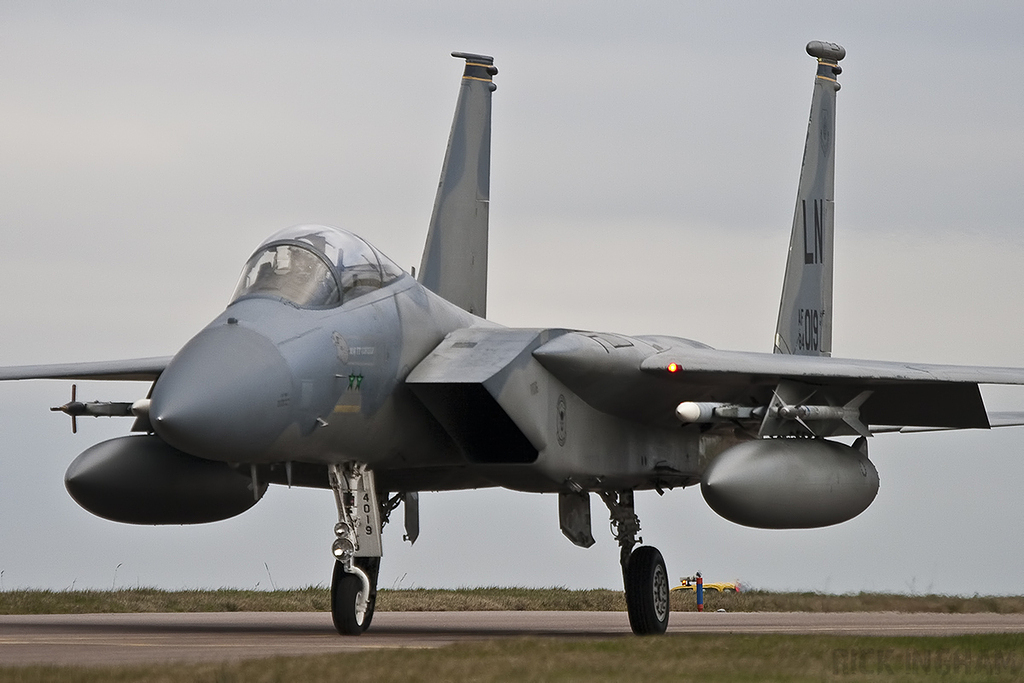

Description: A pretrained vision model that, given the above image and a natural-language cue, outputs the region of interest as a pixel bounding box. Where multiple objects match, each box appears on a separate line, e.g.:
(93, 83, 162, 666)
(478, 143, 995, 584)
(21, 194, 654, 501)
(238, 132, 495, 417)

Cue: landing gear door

(352, 470, 383, 557)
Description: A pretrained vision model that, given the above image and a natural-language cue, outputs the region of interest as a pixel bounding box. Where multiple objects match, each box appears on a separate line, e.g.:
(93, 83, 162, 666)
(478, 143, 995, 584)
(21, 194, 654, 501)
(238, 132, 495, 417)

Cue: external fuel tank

(701, 438, 878, 529)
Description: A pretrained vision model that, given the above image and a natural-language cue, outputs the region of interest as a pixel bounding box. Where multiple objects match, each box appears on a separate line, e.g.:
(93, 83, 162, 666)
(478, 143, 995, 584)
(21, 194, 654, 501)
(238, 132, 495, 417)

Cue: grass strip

(2, 588, 1024, 615)
(2, 633, 1024, 682)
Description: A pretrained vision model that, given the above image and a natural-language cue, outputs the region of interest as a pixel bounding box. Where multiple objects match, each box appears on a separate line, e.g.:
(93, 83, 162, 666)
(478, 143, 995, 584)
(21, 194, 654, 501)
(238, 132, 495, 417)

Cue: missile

(778, 404, 854, 421)
(675, 402, 765, 424)
(760, 390, 873, 437)
(50, 385, 136, 433)
(676, 391, 873, 437)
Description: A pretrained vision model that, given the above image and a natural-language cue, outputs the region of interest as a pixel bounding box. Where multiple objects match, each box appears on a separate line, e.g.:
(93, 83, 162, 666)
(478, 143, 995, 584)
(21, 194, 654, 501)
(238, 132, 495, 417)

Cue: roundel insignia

(556, 394, 567, 447)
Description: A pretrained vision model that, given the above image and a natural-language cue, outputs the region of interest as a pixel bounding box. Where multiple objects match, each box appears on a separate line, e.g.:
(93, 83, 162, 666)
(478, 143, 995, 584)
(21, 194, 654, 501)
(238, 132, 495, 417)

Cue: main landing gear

(600, 490, 670, 635)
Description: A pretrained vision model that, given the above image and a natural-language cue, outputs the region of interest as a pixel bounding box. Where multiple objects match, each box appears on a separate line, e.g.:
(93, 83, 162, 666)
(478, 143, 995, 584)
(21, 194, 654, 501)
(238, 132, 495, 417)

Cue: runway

(2, 611, 1024, 667)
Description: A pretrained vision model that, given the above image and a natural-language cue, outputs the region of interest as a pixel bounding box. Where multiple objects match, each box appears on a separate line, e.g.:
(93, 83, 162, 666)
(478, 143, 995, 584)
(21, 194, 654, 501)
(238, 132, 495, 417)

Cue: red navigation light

(667, 363, 679, 373)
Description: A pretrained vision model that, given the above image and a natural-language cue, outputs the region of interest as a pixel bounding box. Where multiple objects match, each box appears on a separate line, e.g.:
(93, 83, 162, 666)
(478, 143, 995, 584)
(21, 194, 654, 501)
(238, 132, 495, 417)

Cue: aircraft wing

(0, 357, 171, 382)
(872, 412, 1024, 434)
(985, 411, 1024, 427)
(532, 331, 1024, 431)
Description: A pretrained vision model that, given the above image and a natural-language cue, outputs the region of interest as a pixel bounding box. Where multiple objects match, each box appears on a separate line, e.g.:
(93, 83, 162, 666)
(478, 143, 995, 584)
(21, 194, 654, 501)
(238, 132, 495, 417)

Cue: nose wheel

(331, 557, 379, 635)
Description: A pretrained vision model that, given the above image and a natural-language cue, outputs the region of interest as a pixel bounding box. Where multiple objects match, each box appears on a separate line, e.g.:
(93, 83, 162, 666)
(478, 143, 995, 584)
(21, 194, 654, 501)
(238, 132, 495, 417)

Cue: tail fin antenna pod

(773, 41, 845, 356)
(418, 52, 497, 317)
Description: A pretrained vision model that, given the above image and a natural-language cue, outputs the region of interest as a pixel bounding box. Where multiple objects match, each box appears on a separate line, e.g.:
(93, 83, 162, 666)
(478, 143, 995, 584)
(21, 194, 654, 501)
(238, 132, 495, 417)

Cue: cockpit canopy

(231, 225, 404, 308)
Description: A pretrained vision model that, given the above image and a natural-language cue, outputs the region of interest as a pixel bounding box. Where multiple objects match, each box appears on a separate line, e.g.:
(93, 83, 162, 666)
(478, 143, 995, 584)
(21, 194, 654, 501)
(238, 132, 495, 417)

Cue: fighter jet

(4, 43, 1024, 636)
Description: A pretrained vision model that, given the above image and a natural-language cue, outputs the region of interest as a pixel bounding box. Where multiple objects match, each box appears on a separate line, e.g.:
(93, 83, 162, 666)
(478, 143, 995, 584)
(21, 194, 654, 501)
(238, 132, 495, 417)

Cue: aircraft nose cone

(150, 323, 292, 461)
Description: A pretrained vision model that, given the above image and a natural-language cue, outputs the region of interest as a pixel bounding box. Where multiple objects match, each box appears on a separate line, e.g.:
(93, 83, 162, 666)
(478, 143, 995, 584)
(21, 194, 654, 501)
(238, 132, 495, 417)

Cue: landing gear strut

(600, 490, 669, 635)
(328, 463, 382, 636)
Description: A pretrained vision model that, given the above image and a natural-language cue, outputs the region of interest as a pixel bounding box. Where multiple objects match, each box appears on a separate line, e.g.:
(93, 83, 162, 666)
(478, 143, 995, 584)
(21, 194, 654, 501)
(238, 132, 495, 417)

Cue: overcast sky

(2, 2, 1024, 596)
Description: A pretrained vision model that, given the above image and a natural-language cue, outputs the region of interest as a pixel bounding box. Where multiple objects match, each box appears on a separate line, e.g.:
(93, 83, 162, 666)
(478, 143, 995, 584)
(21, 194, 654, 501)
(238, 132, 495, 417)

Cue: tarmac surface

(2, 611, 1024, 667)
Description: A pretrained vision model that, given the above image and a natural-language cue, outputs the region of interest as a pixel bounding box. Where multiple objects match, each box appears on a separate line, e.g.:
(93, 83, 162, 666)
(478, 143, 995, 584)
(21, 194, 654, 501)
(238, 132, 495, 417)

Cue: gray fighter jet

(4, 43, 1024, 636)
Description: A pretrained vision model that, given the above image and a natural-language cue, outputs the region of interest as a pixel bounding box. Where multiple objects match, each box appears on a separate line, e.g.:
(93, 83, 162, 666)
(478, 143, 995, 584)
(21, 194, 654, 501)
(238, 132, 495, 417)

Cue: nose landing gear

(331, 556, 380, 635)
(328, 463, 382, 636)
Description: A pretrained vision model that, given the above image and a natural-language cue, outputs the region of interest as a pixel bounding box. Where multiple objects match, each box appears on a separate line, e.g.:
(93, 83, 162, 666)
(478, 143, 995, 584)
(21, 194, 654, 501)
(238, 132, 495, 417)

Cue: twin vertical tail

(417, 52, 497, 317)
(422, 45, 840, 333)
(773, 41, 845, 356)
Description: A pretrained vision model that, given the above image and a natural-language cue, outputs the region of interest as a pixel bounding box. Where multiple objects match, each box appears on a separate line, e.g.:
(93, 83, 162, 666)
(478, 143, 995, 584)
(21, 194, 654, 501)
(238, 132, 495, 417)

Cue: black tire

(331, 561, 369, 636)
(625, 546, 670, 635)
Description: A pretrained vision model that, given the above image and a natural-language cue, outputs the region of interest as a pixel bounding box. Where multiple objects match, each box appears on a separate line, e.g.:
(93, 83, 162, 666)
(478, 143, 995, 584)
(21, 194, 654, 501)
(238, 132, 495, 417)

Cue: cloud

(1, 2, 1022, 594)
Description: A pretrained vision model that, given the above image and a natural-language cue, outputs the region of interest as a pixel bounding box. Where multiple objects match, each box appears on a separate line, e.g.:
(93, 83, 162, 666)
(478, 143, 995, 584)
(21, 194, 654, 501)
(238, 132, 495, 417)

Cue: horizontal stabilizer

(879, 411, 1024, 433)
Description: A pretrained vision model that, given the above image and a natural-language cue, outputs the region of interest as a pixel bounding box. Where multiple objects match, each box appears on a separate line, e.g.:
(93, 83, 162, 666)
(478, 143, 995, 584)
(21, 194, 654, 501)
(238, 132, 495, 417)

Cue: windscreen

(230, 225, 405, 308)
(231, 244, 341, 308)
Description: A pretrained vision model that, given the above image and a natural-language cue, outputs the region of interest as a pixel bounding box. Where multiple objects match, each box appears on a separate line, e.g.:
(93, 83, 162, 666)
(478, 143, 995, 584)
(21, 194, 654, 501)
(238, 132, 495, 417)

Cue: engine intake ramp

(406, 328, 566, 464)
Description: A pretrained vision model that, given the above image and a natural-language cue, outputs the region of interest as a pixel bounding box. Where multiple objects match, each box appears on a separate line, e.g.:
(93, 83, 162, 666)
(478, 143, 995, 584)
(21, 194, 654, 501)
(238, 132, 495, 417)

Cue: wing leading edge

(0, 357, 171, 382)
(533, 331, 1024, 431)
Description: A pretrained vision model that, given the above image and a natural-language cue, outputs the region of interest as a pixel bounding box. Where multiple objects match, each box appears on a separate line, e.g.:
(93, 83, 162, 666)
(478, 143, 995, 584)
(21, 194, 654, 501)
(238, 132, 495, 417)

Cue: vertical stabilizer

(773, 41, 845, 356)
(418, 52, 497, 317)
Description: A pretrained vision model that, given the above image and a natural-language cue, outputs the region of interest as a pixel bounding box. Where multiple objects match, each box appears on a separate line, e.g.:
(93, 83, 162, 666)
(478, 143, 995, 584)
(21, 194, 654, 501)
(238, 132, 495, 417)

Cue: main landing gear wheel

(331, 560, 378, 635)
(625, 546, 670, 635)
